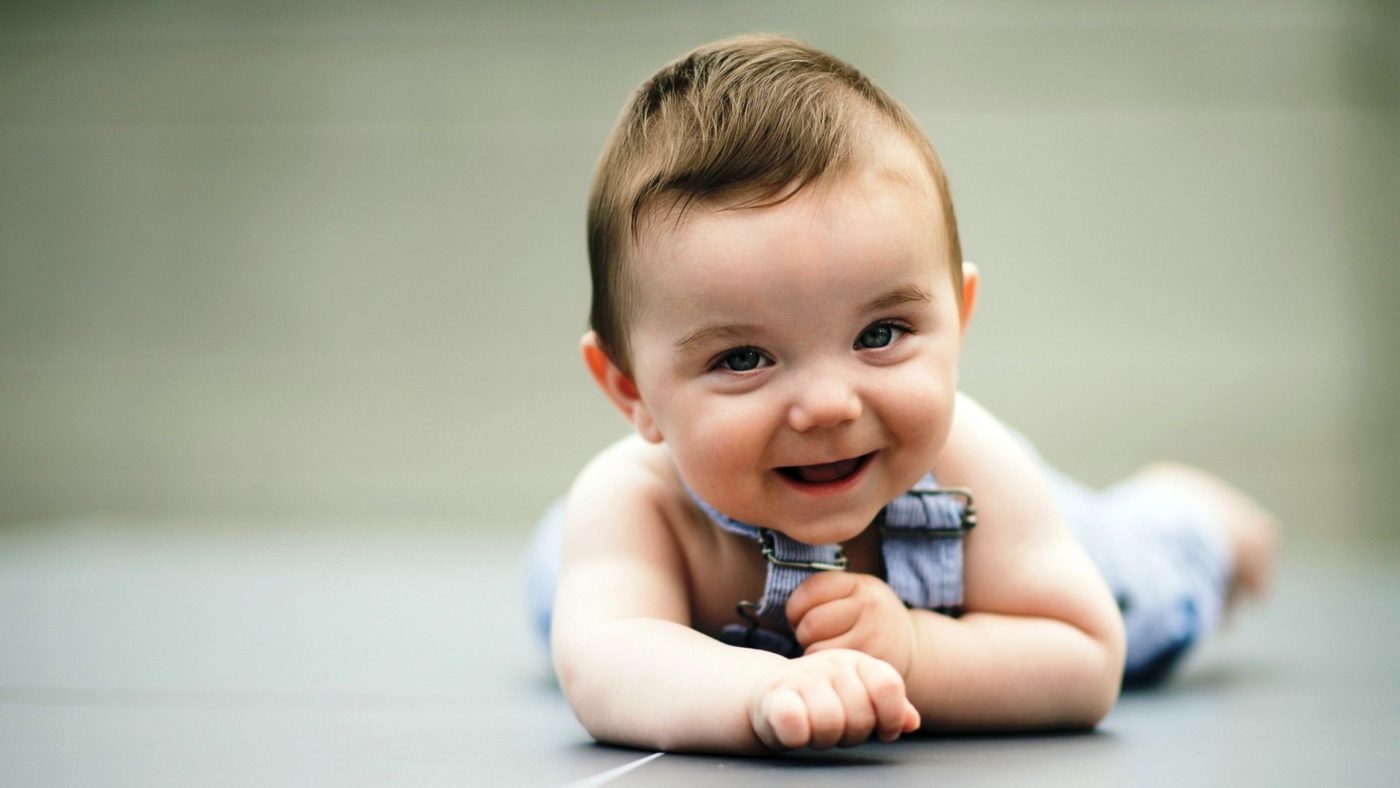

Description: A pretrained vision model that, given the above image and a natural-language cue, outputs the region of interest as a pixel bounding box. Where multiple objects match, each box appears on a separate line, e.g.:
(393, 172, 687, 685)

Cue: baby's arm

(788, 395, 1126, 730)
(552, 439, 919, 752)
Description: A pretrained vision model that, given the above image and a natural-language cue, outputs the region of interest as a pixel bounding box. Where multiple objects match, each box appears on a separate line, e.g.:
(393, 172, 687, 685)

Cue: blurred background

(2, 0, 1396, 545)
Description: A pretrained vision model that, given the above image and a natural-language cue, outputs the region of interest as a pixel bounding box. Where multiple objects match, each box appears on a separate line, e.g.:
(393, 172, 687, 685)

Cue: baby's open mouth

(776, 453, 874, 485)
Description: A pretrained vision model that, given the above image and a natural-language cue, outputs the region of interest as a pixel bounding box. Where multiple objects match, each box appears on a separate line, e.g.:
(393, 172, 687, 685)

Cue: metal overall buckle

(758, 529, 848, 571)
(878, 486, 977, 535)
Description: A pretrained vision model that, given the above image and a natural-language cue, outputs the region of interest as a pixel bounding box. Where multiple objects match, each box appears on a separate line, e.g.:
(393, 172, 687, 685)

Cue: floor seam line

(560, 751, 664, 787)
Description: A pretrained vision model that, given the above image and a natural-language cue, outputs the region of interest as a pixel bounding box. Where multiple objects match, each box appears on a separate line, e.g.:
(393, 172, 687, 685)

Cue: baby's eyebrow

(864, 283, 933, 312)
(674, 323, 760, 351)
(674, 286, 932, 350)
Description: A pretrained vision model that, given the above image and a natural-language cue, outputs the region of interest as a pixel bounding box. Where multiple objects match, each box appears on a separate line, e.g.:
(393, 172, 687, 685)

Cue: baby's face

(626, 137, 965, 544)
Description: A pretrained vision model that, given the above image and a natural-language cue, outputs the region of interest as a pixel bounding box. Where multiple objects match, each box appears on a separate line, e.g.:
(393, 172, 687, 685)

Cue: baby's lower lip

(775, 452, 875, 493)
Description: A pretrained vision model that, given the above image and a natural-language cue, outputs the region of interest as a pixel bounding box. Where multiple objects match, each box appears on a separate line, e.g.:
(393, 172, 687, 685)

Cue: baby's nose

(787, 373, 862, 432)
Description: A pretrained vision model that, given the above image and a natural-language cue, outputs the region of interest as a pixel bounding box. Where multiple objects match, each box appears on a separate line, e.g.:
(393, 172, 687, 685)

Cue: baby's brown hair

(588, 34, 962, 376)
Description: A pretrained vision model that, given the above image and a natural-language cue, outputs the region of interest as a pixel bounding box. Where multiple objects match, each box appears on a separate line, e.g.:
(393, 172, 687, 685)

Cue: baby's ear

(959, 261, 980, 336)
(580, 332, 663, 443)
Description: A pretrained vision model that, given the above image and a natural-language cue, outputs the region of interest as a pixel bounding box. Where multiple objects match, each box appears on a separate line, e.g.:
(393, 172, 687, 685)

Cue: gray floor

(2, 518, 1398, 787)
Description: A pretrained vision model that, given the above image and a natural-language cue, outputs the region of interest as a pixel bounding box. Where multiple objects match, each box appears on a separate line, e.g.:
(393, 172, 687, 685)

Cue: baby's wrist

(897, 606, 919, 678)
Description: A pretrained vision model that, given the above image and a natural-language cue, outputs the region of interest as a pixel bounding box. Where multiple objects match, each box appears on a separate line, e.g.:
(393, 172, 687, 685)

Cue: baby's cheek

(677, 399, 773, 472)
(699, 395, 777, 449)
(888, 374, 953, 459)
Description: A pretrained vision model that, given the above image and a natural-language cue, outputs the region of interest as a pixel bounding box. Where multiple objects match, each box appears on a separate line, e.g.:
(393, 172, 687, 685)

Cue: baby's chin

(765, 509, 882, 546)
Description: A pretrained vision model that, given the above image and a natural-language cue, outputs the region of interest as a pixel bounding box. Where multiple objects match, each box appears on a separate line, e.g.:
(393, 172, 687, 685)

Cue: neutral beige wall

(2, 1, 1395, 541)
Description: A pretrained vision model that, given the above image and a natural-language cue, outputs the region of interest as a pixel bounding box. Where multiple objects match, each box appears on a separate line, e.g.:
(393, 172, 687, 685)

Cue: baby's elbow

(1049, 595, 1126, 729)
(551, 625, 595, 720)
(1054, 643, 1122, 730)
(1080, 671, 1121, 729)
(551, 626, 646, 747)
(1080, 610, 1127, 727)
(552, 643, 613, 744)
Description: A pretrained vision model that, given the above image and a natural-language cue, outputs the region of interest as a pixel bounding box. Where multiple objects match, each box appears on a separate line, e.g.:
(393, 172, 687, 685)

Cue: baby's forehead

(632, 164, 950, 310)
(635, 189, 944, 284)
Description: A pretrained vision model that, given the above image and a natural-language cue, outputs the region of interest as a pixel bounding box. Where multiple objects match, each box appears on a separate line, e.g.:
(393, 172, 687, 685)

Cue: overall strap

(687, 474, 976, 657)
(686, 494, 848, 640)
(881, 476, 977, 616)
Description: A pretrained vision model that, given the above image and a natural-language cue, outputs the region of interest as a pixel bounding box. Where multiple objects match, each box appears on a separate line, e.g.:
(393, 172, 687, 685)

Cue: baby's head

(587, 34, 964, 378)
(581, 35, 978, 540)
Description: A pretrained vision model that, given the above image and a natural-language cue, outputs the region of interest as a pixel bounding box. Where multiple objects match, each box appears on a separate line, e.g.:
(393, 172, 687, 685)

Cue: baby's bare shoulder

(935, 394, 1121, 634)
(554, 437, 702, 633)
(571, 435, 679, 511)
(934, 391, 1071, 565)
(933, 392, 1026, 479)
(566, 436, 699, 555)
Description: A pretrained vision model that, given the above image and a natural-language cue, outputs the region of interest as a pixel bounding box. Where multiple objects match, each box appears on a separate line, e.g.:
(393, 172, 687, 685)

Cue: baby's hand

(749, 649, 920, 750)
(787, 572, 917, 677)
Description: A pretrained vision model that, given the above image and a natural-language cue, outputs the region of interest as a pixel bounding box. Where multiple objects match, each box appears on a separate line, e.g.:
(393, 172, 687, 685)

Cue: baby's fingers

(792, 596, 861, 650)
(902, 702, 921, 734)
(798, 682, 846, 750)
(829, 668, 877, 747)
(857, 657, 919, 742)
(754, 688, 811, 750)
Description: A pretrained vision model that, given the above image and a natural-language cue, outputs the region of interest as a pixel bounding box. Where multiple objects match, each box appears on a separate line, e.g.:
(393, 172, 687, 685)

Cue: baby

(528, 34, 1278, 753)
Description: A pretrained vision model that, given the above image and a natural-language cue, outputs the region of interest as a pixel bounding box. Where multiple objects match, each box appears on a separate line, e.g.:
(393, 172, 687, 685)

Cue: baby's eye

(856, 321, 907, 349)
(715, 347, 769, 372)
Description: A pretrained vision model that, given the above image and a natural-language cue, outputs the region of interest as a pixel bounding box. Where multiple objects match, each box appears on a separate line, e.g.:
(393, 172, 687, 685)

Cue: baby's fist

(787, 572, 917, 676)
(749, 649, 920, 751)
